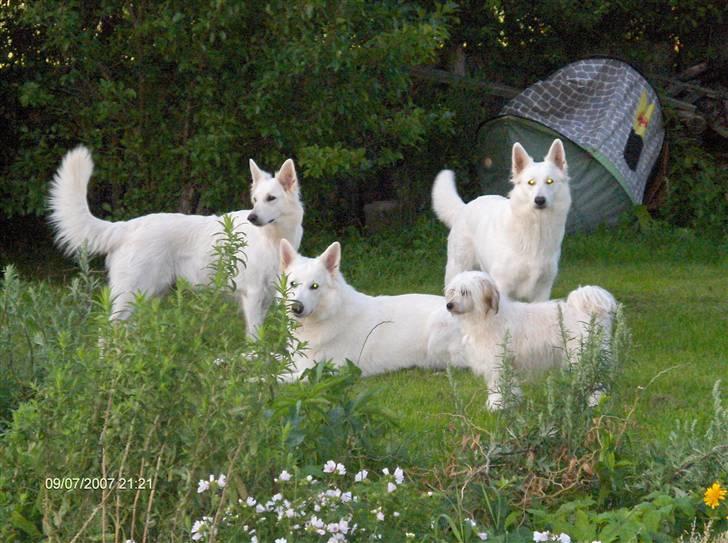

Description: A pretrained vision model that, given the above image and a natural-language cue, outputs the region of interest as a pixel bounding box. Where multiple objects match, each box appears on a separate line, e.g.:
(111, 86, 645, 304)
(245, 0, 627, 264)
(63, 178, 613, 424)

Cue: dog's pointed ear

(279, 239, 297, 271)
(481, 277, 500, 315)
(511, 142, 532, 179)
(320, 241, 341, 275)
(277, 159, 298, 192)
(250, 159, 265, 186)
(545, 139, 567, 172)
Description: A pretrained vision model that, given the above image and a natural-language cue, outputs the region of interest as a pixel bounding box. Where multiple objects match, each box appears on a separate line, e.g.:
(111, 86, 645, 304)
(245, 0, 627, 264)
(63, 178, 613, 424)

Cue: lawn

(1, 216, 726, 541)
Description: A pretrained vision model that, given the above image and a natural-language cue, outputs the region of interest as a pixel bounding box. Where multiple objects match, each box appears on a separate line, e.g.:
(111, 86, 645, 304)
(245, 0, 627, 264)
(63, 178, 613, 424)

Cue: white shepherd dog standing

(445, 271, 617, 410)
(49, 146, 304, 335)
(432, 139, 571, 302)
(278, 239, 465, 380)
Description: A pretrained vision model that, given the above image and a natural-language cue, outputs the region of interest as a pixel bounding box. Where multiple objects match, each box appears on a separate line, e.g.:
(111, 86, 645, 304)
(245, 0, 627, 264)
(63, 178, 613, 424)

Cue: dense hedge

(0, 0, 725, 232)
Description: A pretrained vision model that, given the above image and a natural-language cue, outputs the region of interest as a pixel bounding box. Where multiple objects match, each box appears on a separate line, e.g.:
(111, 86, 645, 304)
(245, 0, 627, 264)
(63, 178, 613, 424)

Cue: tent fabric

(500, 57, 664, 204)
(476, 116, 632, 233)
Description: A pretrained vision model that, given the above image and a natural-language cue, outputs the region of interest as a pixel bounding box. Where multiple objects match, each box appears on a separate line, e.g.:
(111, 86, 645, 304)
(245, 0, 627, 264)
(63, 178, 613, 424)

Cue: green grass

(301, 219, 728, 465)
(3, 216, 726, 466)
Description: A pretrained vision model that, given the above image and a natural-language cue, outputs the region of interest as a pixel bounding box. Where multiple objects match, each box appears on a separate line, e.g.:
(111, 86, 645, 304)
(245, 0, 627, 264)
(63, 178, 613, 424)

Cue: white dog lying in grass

(278, 239, 464, 380)
(49, 147, 304, 336)
(445, 271, 617, 410)
(433, 139, 571, 302)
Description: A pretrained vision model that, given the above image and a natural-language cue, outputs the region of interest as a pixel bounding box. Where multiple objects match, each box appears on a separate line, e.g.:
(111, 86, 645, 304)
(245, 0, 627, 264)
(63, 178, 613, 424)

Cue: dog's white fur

(49, 146, 304, 335)
(433, 139, 572, 302)
(279, 239, 465, 380)
(445, 271, 616, 410)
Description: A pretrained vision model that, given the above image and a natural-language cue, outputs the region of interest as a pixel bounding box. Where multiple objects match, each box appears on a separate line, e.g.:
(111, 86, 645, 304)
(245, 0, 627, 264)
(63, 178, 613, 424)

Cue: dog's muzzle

(290, 300, 304, 317)
(534, 196, 547, 209)
(247, 212, 261, 226)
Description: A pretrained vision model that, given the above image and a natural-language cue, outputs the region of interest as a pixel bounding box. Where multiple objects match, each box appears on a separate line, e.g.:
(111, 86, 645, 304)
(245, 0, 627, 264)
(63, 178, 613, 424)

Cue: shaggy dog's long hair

(445, 271, 616, 409)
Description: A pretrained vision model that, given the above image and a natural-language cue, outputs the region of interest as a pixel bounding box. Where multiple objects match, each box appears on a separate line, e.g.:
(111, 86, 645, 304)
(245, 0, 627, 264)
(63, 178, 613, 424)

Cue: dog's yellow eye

(310, 282, 319, 290)
(527, 179, 536, 186)
(546, 177, 554, 185)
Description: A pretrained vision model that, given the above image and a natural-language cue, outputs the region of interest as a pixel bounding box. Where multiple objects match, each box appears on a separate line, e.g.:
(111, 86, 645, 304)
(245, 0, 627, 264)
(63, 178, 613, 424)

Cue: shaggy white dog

(445, 271, 617, 410)
(49, 146, 304, 335)
(432, 139, 571, 302)
(278, 239, 465, 380)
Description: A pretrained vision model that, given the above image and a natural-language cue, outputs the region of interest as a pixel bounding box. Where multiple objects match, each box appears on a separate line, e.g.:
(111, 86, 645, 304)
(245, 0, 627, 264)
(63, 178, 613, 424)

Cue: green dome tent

(477, 58, 664, 232)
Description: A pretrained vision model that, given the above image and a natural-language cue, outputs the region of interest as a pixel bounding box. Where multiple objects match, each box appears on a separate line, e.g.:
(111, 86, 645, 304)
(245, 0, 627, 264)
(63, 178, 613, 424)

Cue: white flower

(382, 468, 390, 475)
(376, 511, 385, 521)
(406, 534, 416, 539)
(255, 503, 266, 513)
(341, 491, 352, 502)
(387, 482, 397, 493)
(251, 536, 258, 543)
(217, 474, 227, 487)
(533, 532, 550, 542)
(327, 522, 340, 533)
(478, 532, 489, 541)
(278, 470, 292, 481)
(191, 519, 207, 541)
(427, 491, 433, 496)
(394, 466, 404, 484)
(246, 496, 257, 507)
(393, 511, 400, 517)
(306, 475, 314, 483)
(338, 519, 350, 533)
(557, 534, 571, 543)
(197, 479, 210, 494)
(336, 462, 346, 475)
(125, 540, 136, 543)
(275, 539, 287, 543)
(323, 460, 337, 473)
(309, 515, 324, 529)
(271, 493, 283, 502)
(466, 518, 477, 527)
(285, 508, 296, 518)
(354, 469, 368, 482)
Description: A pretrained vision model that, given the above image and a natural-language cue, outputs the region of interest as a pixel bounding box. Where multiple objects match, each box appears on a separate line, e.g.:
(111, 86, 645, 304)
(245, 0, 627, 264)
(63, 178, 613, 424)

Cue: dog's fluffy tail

(432, 170, 465, 229)
(566, 286, 617, 320)
(49, 146, 119, 256)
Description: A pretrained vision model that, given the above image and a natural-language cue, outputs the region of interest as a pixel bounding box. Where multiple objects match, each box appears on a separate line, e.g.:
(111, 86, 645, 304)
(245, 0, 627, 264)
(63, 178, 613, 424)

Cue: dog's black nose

(247, 212, 259, 225)
(534, 196, 546, 207)
(446, 302, 454, 310)
(290, 300, 304, 315)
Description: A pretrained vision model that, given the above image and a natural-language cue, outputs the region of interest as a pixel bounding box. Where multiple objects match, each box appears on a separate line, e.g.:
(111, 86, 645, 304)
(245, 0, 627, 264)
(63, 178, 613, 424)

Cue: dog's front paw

(486, 391, 503, 411)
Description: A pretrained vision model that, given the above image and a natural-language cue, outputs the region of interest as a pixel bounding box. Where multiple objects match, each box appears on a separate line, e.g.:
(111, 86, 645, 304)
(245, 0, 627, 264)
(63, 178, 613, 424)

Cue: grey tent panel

(502, 58, 664, 204)
(477, 116, 632, 233)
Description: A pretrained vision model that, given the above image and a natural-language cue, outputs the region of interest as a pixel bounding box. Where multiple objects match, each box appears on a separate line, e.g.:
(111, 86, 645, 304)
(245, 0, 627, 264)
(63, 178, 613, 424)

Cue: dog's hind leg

(444, 236, 476, 286)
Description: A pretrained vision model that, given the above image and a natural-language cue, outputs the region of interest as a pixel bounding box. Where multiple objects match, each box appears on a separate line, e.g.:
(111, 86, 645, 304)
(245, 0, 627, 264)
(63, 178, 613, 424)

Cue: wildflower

(558, 534, 571, 543)
(466, 518, 477, 527)
(246, 496, 257, 507)
(376, 511, 385, 521)
(704, 482, 727, 509)
(275, 539, 287, 543)
(251, 537, 258, 543)
(125, 540, 136, 543)
(336, 462, 346, 475)
(406, 533, 416, 539)
(278, 470, 292, 482)
(217, 474, 227, 487)
(427, 491, 433, 497)
(271, 492, 283, 502)
(533, 532, 550, 542)
(191, 517, 211, 541)
(387, 482, 397, 493)
(323, 460, 337, 473)
(393, 511, 400, 517)
(355, 469, 368, 482)
(394, 466, 404, 484)
(478, 533, 488, 540)
(382, 468, 390, 475)
(341, 491, 352, 502)
(197, 479, 210, 494)
(306, 475, 314, 483)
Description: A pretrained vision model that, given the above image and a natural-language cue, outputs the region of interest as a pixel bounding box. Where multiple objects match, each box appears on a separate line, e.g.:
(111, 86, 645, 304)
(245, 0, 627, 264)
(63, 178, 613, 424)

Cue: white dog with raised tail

(432, 139, 571, 302)
(49, 146, 304, 335)
(445, 271, 617, 410)
(278, 239, 465, 380)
